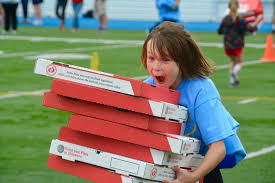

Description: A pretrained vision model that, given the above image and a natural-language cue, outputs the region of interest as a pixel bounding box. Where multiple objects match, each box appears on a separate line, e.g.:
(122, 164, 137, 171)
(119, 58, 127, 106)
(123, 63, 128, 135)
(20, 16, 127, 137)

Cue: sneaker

(234, 78, 240, 87)
(231, 72, 240, 84)
(229, 79, 240, 88)
(2, 30, 8, 34)
(229, 82, 237, 88)
(11, 30, 17, 34)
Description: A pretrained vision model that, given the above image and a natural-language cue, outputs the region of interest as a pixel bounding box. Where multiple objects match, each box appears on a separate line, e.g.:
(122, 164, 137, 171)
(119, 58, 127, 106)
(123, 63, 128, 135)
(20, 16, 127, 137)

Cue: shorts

(32, 0, 43, 5)
(95, 0, 106, 17)
(203, 166, 223, 183)
(225, 48, 242, 57)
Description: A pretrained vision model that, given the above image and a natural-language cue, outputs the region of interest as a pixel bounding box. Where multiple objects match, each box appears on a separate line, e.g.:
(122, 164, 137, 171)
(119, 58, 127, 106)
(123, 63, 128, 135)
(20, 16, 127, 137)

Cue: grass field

(0, 26, 275, 183)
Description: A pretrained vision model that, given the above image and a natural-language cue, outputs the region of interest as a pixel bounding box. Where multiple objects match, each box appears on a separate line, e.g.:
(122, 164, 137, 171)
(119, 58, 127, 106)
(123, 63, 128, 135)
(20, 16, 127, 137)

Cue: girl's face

(146, 40, 182, 89)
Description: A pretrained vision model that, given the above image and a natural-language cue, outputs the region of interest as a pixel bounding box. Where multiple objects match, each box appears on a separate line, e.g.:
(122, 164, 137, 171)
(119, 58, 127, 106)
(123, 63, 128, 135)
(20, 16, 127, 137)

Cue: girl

(141, 21, 246, 183)
(218, 0, 257, 88)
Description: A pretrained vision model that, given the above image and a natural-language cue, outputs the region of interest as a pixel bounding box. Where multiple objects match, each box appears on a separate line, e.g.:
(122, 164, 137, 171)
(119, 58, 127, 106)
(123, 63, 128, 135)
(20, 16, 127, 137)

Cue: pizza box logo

(150, 167, 158, 179)
(46, 64, 57, 76)
(57, 145, 64, 153)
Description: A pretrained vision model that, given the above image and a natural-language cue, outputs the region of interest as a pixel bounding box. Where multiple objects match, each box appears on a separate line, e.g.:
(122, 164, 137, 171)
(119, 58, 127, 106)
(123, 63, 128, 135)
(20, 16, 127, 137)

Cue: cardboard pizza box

(47, 154, 138, 183)
(51, 78, 188, 122)
(58, 126, 203, 168)
(68, 114, 200, 154)
(34, 58, 180, 104)
(49, 139, 202, 182)
(47, 154, 203, 183)
(43, 92, 183, 134)
(238, 0, 263, 29)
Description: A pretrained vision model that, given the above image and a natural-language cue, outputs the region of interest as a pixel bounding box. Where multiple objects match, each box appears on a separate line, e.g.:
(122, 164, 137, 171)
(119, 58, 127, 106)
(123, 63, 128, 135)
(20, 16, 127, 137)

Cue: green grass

(0, 26, 275, 182)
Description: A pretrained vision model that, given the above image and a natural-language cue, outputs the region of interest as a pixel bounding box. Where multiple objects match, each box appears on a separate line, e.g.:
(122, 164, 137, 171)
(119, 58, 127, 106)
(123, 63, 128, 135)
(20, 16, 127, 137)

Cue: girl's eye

(163, 58, 171, 62)
(147, 56, 154, 61)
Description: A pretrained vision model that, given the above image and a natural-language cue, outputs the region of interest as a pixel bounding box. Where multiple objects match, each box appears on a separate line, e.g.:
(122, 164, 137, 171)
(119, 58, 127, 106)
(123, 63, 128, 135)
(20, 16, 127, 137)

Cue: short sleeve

(156, 0, 175, 9)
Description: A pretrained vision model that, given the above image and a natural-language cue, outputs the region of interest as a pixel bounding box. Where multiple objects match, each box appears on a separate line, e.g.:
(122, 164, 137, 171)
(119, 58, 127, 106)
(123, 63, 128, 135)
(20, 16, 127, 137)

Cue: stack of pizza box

(224, 0, 263, 32)
(34, 58, 204, 183)
(238, 0, 263, 30)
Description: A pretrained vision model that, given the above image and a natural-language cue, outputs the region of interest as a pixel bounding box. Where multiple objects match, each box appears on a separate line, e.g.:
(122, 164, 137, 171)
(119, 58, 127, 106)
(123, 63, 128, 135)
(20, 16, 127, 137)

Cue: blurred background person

(71, 0, 83, 33)
(148, 0, 181, 33)
(21, 0, 30, 23)
(56, 0, 68, 31)
(218, 0, 257, 88)
(1, 0, 19, 34)
(94, 0, 107, 32)
(0, 2, 5, 25)
(32, 0, 43, 25)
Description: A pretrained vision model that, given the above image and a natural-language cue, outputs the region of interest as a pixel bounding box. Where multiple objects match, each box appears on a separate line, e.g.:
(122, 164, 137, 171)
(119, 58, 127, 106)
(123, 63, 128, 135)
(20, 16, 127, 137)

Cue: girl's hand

(162, 166, 198, 183)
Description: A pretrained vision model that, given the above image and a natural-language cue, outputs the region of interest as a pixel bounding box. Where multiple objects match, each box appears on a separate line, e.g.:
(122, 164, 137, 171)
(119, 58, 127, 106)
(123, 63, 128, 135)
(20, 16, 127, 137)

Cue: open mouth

(155, 76, 165, 83)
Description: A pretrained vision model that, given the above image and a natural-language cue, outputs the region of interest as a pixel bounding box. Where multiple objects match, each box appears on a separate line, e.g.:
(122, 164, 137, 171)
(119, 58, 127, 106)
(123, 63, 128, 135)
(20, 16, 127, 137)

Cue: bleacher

(16, 0, 274, 32)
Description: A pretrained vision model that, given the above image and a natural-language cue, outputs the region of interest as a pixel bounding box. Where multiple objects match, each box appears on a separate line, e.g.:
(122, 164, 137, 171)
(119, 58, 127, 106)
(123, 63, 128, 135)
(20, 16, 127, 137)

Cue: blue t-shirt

(156, 0, 180, 22)
(145, 76, 246, 168)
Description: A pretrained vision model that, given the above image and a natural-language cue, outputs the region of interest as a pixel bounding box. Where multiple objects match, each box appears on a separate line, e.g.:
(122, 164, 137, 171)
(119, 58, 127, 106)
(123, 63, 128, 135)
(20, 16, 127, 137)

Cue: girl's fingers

(171, 165, 181, 173)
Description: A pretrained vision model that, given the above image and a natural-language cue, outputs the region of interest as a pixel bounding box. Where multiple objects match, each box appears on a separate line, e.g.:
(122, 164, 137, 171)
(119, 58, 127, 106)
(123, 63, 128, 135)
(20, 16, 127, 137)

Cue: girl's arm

(162, 140, 226, 183)
(217, 20, 225, 35)
(172, 0, 181, 10)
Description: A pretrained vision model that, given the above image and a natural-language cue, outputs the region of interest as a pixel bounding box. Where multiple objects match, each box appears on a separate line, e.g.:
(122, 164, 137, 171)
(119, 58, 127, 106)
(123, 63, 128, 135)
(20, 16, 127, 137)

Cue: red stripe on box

(47, 154, 129, 183)
(43, 92, 148, 130)
(43, 92, 181, 134)
(68, 114, 174, 153)
(58, 126, 157, 164)
(51, 78, 156, 117)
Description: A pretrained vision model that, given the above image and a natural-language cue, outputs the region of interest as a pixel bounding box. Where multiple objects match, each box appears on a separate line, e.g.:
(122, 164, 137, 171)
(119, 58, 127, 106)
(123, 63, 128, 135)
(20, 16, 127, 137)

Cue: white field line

(0, 35, 144, 45)
(238, 99, 257, 104)
(0, 35, 267, 48)
(216, 60, 262, 69)
(0, 44, 139, 58)
(245, 145, 275, 159)
(0, 90, 49, 99)
(199, 42, 266, 49)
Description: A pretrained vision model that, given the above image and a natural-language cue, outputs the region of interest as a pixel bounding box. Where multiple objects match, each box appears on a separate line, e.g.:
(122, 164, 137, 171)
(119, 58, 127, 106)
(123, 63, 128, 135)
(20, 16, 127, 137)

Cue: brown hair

(228, 0, 239, 22)
(141, 21, 215, 79)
